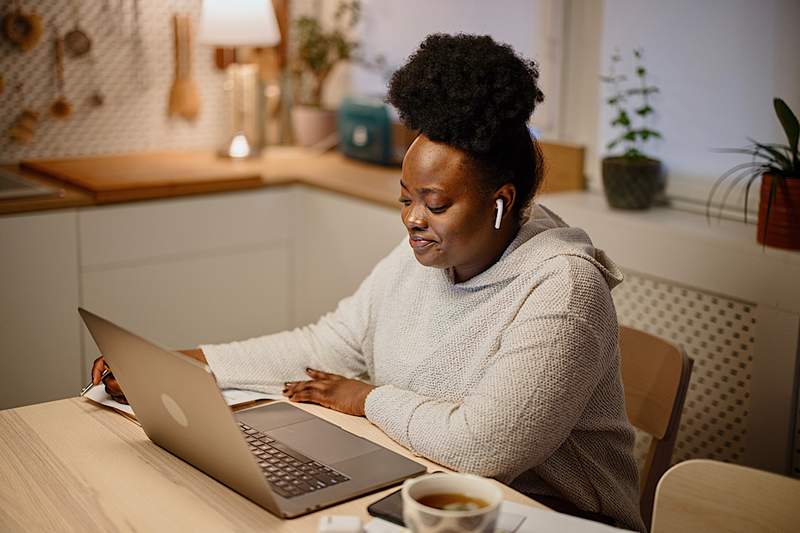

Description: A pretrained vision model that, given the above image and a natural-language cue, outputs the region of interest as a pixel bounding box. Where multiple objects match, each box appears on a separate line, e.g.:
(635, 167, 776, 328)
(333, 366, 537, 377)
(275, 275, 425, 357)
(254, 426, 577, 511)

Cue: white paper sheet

(84, 385, 283, 420)
(364, 500, 634, 533)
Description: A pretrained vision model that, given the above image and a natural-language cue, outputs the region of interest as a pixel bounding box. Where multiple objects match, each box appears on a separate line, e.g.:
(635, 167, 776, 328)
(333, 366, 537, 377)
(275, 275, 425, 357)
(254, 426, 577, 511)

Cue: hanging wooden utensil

(50, 34, 73, 119)
(168, 14, 199, 120)
(63, 0, 91, 57)
(7, 82, 40, 144)
(2, 0, 43, 51)
(87, 54, 105, 107)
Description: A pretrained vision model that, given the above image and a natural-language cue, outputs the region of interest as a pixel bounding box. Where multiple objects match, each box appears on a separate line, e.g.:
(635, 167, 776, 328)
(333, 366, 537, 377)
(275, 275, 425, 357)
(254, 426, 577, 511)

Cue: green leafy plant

(601, 48, 662, 159)
(292, 0, 362, 108)
(707, 98, 800, 239)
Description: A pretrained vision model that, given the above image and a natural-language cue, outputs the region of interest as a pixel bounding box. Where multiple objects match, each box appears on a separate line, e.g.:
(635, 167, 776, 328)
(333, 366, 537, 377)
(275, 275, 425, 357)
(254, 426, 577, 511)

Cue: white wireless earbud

(494, 198, 504, 229)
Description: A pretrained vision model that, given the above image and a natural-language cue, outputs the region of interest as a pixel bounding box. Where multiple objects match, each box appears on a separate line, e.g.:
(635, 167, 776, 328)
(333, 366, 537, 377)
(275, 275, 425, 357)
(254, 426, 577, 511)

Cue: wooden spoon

(168, 14, 199, 120)
(50, 34, 72, 119)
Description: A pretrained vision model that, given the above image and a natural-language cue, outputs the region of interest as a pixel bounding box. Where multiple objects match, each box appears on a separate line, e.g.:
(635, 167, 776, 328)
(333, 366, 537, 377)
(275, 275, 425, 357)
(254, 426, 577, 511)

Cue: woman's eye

(398, 198, 411, 206)
(427, 205, 447, 214)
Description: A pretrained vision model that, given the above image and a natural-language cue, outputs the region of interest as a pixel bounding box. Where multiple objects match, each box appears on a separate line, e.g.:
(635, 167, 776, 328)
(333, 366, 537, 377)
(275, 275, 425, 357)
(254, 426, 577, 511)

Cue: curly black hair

(387, 33, 546, 217)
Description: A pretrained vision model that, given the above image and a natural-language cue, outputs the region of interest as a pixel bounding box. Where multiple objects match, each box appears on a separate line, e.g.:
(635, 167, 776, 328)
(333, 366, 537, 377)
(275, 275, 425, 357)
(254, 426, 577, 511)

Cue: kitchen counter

(0, 148, 403, 216)
(0, 165, 94, 215)
(0, 142, 585, 216)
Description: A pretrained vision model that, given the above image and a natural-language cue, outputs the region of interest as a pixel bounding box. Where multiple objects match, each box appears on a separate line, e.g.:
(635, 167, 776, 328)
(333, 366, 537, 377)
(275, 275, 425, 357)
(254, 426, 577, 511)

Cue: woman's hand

(283, 368, 376, 417)
(91, 356, 127, 404)
(89, 349, 205, 406)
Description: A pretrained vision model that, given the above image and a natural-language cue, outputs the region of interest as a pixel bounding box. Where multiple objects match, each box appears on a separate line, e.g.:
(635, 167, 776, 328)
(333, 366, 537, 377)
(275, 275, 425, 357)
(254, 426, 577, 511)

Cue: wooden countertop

(0, 397, 545, 531)
(0, 165, 95, 215)
(1, 148, 403, 216)
(2, 142, 583, 216)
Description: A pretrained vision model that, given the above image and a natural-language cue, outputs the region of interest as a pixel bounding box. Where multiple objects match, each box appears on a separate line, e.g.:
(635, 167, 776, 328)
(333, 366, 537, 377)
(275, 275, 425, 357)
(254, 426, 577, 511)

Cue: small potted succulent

(601, 48, 664, 209)
(707, 98, 799, 250)
(291, 0, 361, 146)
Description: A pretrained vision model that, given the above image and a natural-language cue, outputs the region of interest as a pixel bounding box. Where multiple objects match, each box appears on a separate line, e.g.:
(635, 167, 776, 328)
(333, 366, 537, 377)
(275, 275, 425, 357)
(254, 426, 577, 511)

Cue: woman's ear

(494, 183, 517, 223)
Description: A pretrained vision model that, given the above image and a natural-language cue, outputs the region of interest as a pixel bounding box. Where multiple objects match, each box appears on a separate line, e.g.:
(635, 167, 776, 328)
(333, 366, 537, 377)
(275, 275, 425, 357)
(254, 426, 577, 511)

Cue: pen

(80, 368, 110, 396)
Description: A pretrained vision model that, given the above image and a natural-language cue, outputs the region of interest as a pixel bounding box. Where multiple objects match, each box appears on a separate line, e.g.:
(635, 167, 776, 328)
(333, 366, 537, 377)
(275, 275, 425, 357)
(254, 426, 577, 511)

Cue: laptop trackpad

(267, 419, 378, 464)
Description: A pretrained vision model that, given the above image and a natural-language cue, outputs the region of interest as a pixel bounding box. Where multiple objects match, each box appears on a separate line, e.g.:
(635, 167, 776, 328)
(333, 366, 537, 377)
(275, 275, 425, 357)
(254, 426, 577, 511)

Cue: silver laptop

(79, 308, 426, 518)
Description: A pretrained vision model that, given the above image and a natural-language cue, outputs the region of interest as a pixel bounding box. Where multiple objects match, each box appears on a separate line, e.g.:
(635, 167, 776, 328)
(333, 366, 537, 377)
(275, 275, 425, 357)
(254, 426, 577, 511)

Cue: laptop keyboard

(239, 422, 350, 499)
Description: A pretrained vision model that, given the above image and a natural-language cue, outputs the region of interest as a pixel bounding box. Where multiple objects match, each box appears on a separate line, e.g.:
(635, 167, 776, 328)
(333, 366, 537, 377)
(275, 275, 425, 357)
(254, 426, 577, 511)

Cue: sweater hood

(448, 203, 624, 290)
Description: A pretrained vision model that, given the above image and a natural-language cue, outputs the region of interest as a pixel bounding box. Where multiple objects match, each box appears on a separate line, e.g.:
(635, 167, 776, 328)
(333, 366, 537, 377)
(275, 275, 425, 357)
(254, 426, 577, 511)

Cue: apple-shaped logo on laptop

(161, 393, 189, 427)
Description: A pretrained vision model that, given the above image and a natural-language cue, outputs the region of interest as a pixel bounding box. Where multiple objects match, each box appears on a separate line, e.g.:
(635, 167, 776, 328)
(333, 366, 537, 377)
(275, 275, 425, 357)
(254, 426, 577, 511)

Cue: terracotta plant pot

(601, 157, 664, 210)
(757, 174, 800, 250)
(291, 105, 337, 147)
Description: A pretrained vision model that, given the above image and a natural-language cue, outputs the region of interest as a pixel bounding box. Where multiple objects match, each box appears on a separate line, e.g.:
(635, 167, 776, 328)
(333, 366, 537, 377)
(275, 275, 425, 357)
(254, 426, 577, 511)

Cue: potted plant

(291, 0, 361, 146)
(707, 98, 800, 250)
(601, 48, 664, 209)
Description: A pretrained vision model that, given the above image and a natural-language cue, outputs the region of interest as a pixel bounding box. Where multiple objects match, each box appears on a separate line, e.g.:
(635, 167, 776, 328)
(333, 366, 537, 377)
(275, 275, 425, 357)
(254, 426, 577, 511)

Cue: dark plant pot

(757, 174, 800, 250)
(602, 157, 664, 210)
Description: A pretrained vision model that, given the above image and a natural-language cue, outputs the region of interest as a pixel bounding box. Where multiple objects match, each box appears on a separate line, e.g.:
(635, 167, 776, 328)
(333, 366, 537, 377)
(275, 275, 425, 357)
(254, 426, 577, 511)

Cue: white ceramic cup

(402, 473, 502, 533)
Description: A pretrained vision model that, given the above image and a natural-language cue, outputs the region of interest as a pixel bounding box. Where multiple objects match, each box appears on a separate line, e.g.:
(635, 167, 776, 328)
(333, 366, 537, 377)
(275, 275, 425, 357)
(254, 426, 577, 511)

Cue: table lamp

(199, 0, 281, 159)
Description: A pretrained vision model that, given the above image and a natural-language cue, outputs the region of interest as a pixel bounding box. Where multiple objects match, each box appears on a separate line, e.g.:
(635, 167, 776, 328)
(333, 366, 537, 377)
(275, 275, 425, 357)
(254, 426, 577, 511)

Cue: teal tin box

(337, 96, 415, 166)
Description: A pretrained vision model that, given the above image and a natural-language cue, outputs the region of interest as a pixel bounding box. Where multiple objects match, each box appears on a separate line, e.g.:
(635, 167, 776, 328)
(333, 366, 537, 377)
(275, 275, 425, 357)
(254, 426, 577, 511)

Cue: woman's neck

(451, 221, 522, 283)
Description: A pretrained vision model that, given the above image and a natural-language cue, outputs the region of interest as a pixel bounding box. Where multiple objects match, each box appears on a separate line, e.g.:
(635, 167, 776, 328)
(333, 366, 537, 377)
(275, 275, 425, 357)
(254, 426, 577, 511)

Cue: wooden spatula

(168, 14, 199, 120)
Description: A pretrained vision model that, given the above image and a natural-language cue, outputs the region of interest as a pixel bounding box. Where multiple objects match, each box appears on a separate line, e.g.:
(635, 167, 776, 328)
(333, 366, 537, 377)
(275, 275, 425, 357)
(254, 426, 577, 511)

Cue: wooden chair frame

(619, 325, 694, 528)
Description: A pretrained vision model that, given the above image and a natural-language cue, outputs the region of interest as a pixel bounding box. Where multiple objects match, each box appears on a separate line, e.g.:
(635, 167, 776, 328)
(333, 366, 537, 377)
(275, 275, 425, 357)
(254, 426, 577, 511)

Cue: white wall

(298, 0, 565, 137)
(298, 0, 800, 208)
(585, 0, 800, 201)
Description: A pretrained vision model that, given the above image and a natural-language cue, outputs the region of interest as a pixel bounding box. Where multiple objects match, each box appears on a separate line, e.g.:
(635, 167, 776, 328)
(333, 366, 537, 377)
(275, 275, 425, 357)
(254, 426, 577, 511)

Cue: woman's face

(399, 135, 516, 282)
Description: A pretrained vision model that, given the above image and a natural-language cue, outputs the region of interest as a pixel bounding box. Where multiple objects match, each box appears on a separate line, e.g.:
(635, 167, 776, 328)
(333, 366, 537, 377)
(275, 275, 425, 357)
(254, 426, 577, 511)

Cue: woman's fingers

(111, 393, 129, 405)
(305, 367, 340, 380)
(287, 389, 319, 403)
(91, 356, 108, 385)
(102, 374, 123, 396)
(283, 369, 347, 408)
(284, 379, 327, 396)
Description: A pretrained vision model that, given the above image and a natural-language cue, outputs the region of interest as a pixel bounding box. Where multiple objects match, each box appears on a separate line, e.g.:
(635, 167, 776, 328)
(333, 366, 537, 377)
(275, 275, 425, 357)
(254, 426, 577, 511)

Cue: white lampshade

(198, 0, 281, 47)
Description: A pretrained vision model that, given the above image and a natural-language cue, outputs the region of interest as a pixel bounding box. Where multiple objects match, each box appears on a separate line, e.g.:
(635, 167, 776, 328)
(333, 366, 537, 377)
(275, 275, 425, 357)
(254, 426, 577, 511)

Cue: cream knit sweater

(201, 204, 644, 531)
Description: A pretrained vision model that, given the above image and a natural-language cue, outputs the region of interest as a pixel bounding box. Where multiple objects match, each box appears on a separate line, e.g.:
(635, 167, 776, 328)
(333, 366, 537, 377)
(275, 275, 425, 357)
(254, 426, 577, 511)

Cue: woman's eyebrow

(400, 180, 444, 194)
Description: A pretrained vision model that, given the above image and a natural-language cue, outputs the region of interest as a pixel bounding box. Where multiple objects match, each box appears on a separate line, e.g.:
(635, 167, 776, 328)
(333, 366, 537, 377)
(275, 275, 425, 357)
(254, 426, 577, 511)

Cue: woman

(93, 34, 644, 531)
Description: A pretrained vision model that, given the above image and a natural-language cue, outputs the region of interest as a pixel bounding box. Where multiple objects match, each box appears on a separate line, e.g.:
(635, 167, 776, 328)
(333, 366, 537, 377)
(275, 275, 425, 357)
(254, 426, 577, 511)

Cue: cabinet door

(79, 188, 290, 268)
(0, 211, 81, 409)
(293, 187, 406, 327)
(81, 246, 290, 360)
(79, 189, 292, 365)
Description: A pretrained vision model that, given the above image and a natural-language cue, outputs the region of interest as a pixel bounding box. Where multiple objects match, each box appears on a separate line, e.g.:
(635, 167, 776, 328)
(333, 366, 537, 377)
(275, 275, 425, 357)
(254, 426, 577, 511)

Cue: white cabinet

(0, 185, 405, 410)
(79, 188, 293, 367)
(0, 211, 82, 409)
(292, 187, 406, 327)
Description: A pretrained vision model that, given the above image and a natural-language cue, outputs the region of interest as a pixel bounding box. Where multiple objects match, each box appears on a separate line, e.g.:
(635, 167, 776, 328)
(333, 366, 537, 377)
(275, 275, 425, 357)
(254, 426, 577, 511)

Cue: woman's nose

(403, 205, 428, 230)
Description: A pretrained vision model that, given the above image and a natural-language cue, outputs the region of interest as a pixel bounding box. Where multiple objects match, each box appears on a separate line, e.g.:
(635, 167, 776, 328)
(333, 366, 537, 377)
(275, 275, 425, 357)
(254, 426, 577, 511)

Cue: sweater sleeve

(200, 258, 384, 394)
(364, 309, 613, 480)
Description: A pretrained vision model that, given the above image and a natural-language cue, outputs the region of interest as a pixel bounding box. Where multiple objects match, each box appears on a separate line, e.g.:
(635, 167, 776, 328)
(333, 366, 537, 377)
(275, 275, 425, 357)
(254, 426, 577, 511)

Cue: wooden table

(0, 398, 545, 531)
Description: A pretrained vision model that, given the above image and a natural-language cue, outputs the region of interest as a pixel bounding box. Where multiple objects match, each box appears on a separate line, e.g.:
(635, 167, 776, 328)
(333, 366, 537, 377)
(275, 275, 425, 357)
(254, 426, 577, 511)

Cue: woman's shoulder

(517, 252, 619, 330)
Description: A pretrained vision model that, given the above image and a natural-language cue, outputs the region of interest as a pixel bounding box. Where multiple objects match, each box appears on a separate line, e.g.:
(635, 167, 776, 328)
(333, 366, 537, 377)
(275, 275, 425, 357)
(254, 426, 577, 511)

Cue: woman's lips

(409, 236, 436, 250)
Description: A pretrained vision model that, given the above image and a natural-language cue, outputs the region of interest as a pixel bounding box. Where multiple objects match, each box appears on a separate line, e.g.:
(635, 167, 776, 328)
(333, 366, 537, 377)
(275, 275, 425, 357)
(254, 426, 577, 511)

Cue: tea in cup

(402, 473, 502, 532)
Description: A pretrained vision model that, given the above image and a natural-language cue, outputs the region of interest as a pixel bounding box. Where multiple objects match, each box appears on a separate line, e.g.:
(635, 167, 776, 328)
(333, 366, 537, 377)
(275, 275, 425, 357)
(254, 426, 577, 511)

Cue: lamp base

(217, 131, 260, 159)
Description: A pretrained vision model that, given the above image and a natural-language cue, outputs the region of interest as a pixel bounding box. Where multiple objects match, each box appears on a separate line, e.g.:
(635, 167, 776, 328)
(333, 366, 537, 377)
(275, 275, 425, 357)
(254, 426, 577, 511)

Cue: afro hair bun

(387, 33, 544, 154)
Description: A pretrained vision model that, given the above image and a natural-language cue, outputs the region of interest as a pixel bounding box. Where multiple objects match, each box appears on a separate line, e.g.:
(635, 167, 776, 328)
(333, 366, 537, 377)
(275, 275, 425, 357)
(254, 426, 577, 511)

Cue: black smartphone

(367, 471, 443, 526)
(367, 486, 405, 526)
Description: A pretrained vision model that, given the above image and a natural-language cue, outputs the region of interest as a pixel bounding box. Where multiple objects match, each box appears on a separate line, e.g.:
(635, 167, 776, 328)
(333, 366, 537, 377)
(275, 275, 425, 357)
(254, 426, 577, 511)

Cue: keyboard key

(243, 425, 352, 499)
(270, 442, 312, 463)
